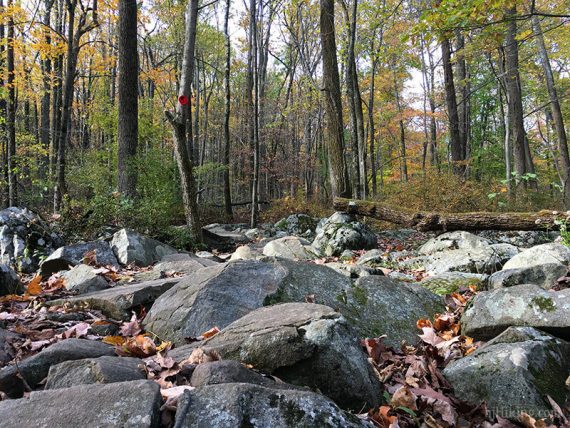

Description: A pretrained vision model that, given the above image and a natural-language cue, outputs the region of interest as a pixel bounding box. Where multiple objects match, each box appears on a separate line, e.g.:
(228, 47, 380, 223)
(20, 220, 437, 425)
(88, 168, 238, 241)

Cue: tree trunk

(532, 15, 570, 206)
(319, 0, 351, 198)
(222, 0, 233, 219)
(117, 0, 138, 198)
(249, 0, 260, 227)
(165, 0, 202, 242)
(368, 51, 377, 196)
(7, 0, 17, 206)
(441, 35, 464, 175)
(40, 0, 55, 174)
(333, 197, 562, 232)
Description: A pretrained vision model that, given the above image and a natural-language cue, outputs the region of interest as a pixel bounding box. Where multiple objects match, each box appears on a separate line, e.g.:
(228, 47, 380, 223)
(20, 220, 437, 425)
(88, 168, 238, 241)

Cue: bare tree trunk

(393, 66, 408, 182)
(249, 0, 260, 227)
(441, 35, 464, 175)
(117, 0, 138, 198)
(504, 6, 530, 188)
(532, 15, 570, 206)
(41, 0, 55, 175)
(7, 0, 16, 206)
(320, 0, 351, 198)
(368, 49, 377, 196)
(223, 0, 233, 219)
(165, 0, 202, 242)
(0, 0, 6, 206)
(455, 30, 469, 164)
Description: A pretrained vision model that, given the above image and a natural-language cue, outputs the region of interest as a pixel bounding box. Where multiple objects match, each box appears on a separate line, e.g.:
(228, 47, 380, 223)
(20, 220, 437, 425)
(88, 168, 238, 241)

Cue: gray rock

(338, 276, 445, 347)
(198, 303, 381, 411)
(0, 380, 161, 428)
(262, 236, 320, 260)
(41, 240, 119, 276)
(0, 263, 21, 296)
(461, 284, 570, 341)
(387, 271, 416, 282)
(356, 249, 385, 266)
(324, 262, 381, 278)
(275, 214, 319, 239)
(477, 230, 559, 248)
(202, 224, 250, 250)
(61, 264, 110, 294)
(229, 245, 260, 261)
(444, 327, 570, 420)
(0, 207, 64, 273)
(503, 242, 570, 270)
(133, 256, 213, 282)
(488, 263, 567, 290)
(48, 277, 181, 320)
(45, 356, 145, 389)
(0, 338, 115, 398)
(190, 360, 276, 388)
(420, 272, 487, 295)
(419, 231, 490, 255)
(175, 383, 371, 428)
(111, 228, 177, 267)
(143, 259, 352, 345)
(0, 328, 20, 365)
(312, 212, 377, 256)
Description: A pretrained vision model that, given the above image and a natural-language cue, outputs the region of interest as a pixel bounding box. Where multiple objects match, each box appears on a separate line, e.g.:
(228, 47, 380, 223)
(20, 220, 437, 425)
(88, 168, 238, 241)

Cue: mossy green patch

(529, 296, 555, 312)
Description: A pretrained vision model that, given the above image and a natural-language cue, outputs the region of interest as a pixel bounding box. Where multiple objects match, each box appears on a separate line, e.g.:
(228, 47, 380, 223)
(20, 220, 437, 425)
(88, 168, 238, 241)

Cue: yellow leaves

(102, 335, 126, 346)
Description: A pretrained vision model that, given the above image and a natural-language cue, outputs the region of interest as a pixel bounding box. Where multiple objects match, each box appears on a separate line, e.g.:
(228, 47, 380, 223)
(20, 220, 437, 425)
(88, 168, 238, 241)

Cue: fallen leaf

(26, 276, 43, 296)
(390, 385, 418, 411)
(201, 326, 220, 339)
(160, 385, 194, 400)
(102, 335, 126, 346)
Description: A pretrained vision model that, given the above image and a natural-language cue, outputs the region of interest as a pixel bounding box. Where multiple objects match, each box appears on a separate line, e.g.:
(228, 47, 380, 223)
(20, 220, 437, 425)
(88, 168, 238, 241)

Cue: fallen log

(333, 197, 565, 232)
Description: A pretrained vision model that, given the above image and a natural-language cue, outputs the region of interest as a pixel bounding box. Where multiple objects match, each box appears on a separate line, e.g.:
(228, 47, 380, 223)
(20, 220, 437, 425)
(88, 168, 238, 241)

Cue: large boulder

(419, 231, 490, 255)
(312, 212, 377, 256)
(190, 360, 279, 388)
(48, 277, 181, 320)
(461, 284, 570, 341)
(420, 272, 487, 295)
(0, 338, 115, 398)
(404, 243, 518, 275)
(0, 207, 64, 273)
(143, 259, 352, 345)
(174, 383, 371, 428)
(274, 214, 319, 239)
(202, 223, 250, 250)
(0, 380, 161, 428)
(111, 228, 177, 267)
(45, 356, 145, 389)
(338, 276, 445, 347)
(229, 245, 261, 261)
(0, 263, 21, 296)
(262, 236, 320, 260)
(488, 263, 567, 290)
(194, 303, 381, 411)
(41, 240, 119, 276)
(61, 264, 110, 294)
(444, 327, 570, 420)
(503, 242, 570, 270)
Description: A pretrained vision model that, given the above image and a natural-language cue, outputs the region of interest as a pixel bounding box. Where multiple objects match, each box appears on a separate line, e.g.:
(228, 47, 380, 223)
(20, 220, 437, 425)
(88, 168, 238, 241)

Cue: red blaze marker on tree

(178, 95, 189, 106)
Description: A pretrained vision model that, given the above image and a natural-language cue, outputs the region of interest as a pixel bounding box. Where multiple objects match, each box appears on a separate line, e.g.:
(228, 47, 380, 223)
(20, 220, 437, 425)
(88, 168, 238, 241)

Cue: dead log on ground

(333, 197, 565, 232)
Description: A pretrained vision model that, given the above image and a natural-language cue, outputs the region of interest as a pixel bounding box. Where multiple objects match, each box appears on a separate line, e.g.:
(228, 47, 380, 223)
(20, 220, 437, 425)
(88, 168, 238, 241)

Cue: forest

(1, 0, 569, 242)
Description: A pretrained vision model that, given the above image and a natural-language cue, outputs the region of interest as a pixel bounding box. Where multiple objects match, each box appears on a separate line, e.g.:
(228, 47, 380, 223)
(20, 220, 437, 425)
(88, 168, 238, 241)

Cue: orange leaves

(110, 334, 171, 358)
(26, 275, 43, 295)
(201, 326, 220, 339)
(369, 406, 399, 428)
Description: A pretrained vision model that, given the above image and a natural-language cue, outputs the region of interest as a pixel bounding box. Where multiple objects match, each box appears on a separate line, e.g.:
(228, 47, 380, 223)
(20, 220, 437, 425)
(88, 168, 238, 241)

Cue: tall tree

(117, 0, 138, 198)
(532, 15, 570, 206)
(222, 0, 233, 219)
(320, 0, 351, 198)
(7, 0, 16, 206)
(165, 0, 202, 242)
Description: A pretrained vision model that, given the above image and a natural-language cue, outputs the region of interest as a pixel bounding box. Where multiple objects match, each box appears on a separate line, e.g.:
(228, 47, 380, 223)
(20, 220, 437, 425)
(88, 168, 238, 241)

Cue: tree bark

(532, 15, 570, 206)
(333, 197, 562, 232)
(320, 0, 351, 198)
(222, 0, 233, 219)
(7, 0, 16, 206)
(117, 0, 138, 198)
(165, 0, 202, 242)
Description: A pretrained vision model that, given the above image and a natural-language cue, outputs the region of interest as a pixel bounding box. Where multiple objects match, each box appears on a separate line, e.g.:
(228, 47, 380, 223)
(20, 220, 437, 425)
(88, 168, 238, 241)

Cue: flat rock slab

(45, 356, 145, 389)
(190, 360, 280, 388)
(488, 263, 567, 290)
(503, 242, 570, 270)
(461, 284, 570, 341)
(0, 380, 161, 428)
(143, 259, 352, 345)
(49, 277, 181, 320)
(444, 327, 570, 420)
(0, 338, 115, 398)
(420, 272, 487, 295)
(262, 236, 320, 260)
(41, 240, 119, 276)
(198, 303, 381, 411)
(132, 256, 213, 282)
(174, 383, 371, 428)
(62, 263, 110, 294)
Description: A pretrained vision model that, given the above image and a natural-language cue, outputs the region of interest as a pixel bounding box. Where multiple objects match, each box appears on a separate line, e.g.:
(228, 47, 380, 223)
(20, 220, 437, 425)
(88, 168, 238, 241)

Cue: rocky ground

(0, 208, 569, 427)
